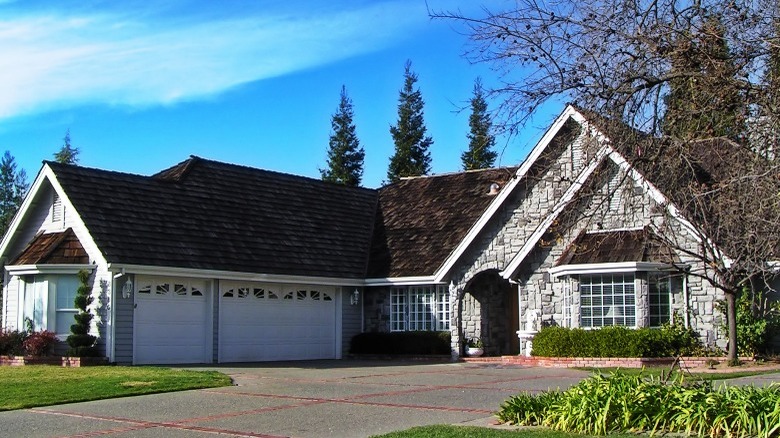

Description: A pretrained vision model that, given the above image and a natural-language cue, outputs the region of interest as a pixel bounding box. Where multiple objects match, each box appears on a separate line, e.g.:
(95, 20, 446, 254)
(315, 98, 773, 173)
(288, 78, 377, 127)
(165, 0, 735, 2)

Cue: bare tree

(433, 0, 780, 363)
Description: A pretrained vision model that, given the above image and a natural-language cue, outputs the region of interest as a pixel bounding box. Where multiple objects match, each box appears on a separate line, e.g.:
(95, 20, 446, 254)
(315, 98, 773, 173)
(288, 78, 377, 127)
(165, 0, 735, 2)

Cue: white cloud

(0, 2, 425, 119)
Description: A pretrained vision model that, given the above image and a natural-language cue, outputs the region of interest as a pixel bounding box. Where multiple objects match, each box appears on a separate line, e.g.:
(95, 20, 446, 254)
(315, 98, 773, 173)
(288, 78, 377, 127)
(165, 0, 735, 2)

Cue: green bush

(532, 325, 702, 358)
(498, 371, 780, 437)
(717, 285, 780, 357)
(349, 331, 451, 355)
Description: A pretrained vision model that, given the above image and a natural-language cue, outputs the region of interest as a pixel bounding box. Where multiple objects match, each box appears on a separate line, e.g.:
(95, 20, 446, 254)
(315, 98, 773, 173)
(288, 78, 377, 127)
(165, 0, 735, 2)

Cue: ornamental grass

(497, 371, 780, 437)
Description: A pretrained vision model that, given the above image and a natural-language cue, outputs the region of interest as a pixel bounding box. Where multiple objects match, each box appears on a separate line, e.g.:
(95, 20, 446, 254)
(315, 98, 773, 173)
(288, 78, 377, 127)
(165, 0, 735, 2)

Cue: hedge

(531, 325, 702, 358)
(350, 331, 451, 355)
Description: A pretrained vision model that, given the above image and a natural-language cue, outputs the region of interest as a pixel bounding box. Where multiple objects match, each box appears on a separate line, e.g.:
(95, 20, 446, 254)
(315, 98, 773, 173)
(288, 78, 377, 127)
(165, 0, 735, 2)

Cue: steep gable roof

(46, 157, 378, 279)
(11, 228, 89, 265)
(368, 167, 517, 278)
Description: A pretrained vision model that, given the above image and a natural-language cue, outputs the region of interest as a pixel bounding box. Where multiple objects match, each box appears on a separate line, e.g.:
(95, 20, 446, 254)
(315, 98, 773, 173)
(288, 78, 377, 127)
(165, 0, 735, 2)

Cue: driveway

(0, 360, 589, 438)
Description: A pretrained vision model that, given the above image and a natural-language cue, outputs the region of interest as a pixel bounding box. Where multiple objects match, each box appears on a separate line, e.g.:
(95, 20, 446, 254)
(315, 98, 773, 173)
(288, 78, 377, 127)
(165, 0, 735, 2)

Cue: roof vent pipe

(488, 183, 501, 196)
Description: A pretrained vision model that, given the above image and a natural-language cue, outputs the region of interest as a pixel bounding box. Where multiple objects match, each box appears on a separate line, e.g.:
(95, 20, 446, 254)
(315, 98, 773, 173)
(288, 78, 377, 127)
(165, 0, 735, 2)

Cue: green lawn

(370, 425, 640, 438)
(0, 365, 232, 411)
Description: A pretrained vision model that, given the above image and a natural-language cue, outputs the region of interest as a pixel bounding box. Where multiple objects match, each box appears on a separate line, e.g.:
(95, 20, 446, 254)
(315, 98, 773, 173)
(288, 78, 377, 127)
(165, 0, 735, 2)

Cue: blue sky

(0, 0, 559, 188)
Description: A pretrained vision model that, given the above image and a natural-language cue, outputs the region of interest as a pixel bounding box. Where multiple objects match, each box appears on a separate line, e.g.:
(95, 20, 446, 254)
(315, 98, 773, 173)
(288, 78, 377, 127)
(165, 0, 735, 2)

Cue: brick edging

(461, 355, 745, 368)
(0, 356, 108, 367)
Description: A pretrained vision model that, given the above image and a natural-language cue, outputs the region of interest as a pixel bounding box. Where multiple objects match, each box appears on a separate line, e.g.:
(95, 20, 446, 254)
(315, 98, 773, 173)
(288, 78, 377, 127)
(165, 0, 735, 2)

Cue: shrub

(498, 371, 780, 437)
(66, 270, 98, 357)
(22, 330, 58, 356)
(717, 284, 780, 357)
(531, 325, 702, 358)
(0, 330, 27, 356)
(350, 331, 451, 355)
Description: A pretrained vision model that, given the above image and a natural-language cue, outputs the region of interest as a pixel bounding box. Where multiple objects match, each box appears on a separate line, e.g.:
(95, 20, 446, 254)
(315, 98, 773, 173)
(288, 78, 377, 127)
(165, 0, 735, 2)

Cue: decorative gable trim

(433, 105, 587, 283)
(499, 143, 613, 280)
(0, 164, 107, 268)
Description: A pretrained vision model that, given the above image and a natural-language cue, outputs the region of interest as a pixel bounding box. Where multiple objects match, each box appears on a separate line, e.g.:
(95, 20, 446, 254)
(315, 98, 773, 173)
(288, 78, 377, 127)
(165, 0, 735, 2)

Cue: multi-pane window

(648, 273, 679, 327)
(562, 280, 573, 328)
(579, 274, 636, 327)
(390, 285, 449, 331)
(23, 275, 80, 335)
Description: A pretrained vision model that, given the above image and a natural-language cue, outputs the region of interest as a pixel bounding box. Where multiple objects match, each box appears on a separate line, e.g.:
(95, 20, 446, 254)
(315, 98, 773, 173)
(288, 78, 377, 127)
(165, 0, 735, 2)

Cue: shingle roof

(12, 228, 89, 265)
(48, 157, 378, 279)
(368, 167, 518, 278)
(556, 228, 677, 266)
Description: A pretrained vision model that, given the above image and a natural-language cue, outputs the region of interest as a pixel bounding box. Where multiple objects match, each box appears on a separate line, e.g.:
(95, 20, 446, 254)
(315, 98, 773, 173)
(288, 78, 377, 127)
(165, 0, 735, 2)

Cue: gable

(12, 228, 89, 265)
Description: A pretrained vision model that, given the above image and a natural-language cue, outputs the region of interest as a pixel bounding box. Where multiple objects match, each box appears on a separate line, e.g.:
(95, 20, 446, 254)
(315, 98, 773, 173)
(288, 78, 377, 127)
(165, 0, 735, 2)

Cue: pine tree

(461, 78, 497, 170)
(662, 15, 746, 141)
(54, 129, 80, 165)
(0, 151, 29, 237)
(388, 60, 433, 183)
(66, 270, 97, 357)
(320, 86, 365, 186)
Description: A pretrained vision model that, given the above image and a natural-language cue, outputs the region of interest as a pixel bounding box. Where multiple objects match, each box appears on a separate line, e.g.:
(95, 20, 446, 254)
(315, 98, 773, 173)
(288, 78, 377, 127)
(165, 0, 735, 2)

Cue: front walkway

(0, 360, 588, 438)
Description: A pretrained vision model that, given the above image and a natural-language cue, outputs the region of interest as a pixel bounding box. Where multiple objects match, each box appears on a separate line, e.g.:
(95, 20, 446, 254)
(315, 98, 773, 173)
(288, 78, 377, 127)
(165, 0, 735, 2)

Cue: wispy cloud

(0, 1, 425, 119)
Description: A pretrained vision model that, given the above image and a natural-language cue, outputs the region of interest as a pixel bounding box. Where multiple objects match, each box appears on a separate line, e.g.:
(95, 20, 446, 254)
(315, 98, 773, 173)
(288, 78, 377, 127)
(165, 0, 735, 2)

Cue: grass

(370, 425, 640, 438)
(578, 366, 779, 380)
(0, 365, 232, 411)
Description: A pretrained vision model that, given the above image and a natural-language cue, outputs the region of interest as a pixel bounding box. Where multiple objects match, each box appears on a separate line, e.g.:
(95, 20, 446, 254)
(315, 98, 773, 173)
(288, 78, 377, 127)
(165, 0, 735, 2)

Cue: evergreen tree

(66, 270, 97, 357)
(387, 60, 433, 183)
(461, 78, 497, 170)
(662, 15, 746, 141)
(320, 86, 365, 186)
(0, 151, 29, 237)
(54, 129, 80, 165)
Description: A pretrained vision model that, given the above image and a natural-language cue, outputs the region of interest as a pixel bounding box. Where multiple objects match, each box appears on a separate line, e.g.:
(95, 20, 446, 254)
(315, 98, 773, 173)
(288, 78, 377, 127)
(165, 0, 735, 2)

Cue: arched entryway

(460, 270, 518, 356)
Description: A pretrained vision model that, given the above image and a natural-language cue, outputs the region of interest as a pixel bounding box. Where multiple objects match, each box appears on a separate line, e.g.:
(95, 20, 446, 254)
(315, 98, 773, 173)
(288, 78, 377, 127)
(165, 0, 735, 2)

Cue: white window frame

(647, 272, 678, 327)
(21, 274, 81, 338)
(579, 273, 637, 328)
(390, 285, 449, 332)
(562, 279, 573, 328)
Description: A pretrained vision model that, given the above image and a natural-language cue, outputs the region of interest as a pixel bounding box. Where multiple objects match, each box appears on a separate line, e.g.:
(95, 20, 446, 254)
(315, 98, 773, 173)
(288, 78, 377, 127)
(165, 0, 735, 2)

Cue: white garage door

(219, 282, 337, 362)
(134, 277, 211, 365)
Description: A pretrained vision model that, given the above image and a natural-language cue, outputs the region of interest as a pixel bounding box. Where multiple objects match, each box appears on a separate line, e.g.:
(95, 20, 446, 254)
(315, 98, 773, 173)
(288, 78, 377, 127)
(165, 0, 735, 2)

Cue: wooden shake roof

(368, 167, 517, 278)
(12, 228, 89, 265)
(47, 157, 378, 279)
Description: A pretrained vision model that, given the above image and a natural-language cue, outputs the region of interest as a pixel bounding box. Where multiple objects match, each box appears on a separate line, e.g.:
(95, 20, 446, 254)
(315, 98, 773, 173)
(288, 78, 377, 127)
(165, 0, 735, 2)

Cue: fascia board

(364, 276, 441, 287)
(0, 165, 49, 261)
(6, 263, 96, 275)
(548, 262, 678, 278)
(107, 263, 366, 287)
(433, 105, 585, 283)
(499, 144, 612, 280)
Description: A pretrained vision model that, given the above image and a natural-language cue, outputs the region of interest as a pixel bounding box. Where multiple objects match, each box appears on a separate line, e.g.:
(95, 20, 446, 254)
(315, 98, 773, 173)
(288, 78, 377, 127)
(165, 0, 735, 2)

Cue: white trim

(6, 264, 96, 275)
(549, 262, 679, 278)
(107, 263, 364, 287)
(499, 144, 612, 280)
(0, 165, 108, 269)
(433, 105, 585, 283)
(364, 276, 442, 287)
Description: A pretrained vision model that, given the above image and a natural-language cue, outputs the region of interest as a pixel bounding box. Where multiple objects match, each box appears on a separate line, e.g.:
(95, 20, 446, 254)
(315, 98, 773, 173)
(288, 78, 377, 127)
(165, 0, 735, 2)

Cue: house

(0, 105, 744, 364)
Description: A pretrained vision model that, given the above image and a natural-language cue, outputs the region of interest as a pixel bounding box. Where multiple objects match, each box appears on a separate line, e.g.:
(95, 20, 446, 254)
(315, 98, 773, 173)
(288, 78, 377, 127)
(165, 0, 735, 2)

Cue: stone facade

(364, 112, 731, 358)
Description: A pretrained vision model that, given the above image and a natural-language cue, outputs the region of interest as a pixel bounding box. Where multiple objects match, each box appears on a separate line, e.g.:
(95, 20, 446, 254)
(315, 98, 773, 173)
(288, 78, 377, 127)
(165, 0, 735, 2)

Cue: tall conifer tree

(662, 15, 746, 141)
(321, 86, 365, 186)
(0, 151, 28, 237)
(54, 129, 80, 165)
(387, 60, 433, 183)
(462, 78, 497, 170)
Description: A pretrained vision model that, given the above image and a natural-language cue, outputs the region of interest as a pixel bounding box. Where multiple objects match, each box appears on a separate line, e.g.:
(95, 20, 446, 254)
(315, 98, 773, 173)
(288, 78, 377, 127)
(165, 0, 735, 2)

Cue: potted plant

(465, 338, 484, 357)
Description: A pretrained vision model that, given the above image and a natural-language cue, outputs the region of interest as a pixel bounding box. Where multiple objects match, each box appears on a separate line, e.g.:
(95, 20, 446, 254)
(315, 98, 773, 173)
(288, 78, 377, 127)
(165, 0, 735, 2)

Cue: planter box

(0, 356, 108, 367)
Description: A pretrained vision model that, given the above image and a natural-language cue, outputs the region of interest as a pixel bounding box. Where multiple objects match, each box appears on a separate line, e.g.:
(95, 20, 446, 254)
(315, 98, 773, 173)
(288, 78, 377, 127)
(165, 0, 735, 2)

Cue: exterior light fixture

(122, 279, 133, 299)
(350, 289, 360, 306)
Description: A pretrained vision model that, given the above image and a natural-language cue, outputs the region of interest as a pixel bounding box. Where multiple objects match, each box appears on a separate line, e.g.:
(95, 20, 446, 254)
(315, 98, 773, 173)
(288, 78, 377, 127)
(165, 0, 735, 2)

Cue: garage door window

(138, 279, 206, 298)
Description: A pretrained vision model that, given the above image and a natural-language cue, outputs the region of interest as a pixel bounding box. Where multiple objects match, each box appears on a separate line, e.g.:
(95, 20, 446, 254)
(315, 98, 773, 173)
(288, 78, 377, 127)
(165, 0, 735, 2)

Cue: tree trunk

(725, 291, 739, 365)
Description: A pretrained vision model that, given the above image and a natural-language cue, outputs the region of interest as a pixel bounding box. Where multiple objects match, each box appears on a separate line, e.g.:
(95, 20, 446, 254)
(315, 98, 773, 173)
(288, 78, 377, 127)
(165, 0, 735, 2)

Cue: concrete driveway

(0, 360, 589, 438)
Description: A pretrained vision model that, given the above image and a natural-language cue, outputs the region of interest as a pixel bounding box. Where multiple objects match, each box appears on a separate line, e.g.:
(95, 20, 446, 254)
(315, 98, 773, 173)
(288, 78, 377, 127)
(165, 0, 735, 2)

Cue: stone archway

(460, 270, 518, 356)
